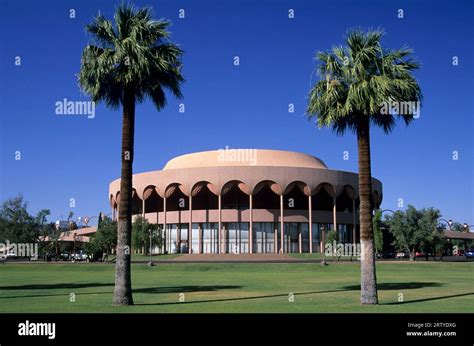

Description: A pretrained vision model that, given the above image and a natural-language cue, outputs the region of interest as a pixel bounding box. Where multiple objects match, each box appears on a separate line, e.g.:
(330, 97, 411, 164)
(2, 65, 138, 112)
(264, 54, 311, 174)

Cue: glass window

(301, 223, 309, 253)
(202, 223, 219, 254)
(178, 224, 188, 253)
(211, 223, 219, 253)
(253, 223, 262, 253)
(289, 223, 299, 253)
(312, 223, 322, 253)
(192, 223, 200, 254)
(265, 223, 275, 253)
(277, 223, 282, 253)
(252, 222, 276, 253)
(226, 222, 249, 254)
(202, 224, 211, 254)
(240, 222, 249, 254)
(338, 224, 350, 243)
(348, 225, 355, 244)
(180, 225, 188, 241)
(227, 223, 237, 254)
(167, 224, 178, 254)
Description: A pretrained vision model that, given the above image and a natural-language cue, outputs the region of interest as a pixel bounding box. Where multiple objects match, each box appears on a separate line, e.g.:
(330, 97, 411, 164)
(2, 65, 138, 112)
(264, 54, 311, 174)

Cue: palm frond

(78, 2, 184, 109)
(306, 28, 422, 135)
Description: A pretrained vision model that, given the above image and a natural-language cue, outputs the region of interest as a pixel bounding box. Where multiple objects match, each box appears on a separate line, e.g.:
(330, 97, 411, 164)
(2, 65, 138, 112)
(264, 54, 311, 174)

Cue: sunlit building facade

(108, 149, 383, 254)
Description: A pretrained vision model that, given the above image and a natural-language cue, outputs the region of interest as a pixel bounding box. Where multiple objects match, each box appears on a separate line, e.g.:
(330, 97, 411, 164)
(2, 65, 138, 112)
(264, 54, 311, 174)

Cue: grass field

(130, 254, 182, 261)
(0, 262, 472, 313)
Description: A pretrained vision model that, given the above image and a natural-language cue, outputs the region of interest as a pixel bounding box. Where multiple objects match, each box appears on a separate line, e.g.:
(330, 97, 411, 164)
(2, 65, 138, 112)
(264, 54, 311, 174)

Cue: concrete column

(198, 225, 202, 254)
(142, 198, 146, 256)
(298, 227, 302, 253)
(112, 206, 116, 222)
(158, 223, 162, 254)
(189, 195, 192, 254)
(333, 197, 337, 240)
(163, 197, 167, 254)
(309, 195, 313, 253)
(249, 194, 253, 254)
(280, 194, 284, 253)
(218, 194, 222, 254)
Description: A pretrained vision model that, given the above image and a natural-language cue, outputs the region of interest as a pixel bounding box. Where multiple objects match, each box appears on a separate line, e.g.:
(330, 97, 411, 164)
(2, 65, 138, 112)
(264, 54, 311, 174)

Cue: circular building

(108, 149, 383, 255)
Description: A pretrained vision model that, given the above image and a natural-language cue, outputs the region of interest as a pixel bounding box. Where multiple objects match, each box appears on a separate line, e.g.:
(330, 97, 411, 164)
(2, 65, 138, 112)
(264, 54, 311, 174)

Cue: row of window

(158, 222, 356, 254)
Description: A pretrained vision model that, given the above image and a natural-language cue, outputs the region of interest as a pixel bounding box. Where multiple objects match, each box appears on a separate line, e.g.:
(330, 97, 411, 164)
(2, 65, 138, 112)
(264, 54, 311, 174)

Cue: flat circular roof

(163, 149, 328, 170)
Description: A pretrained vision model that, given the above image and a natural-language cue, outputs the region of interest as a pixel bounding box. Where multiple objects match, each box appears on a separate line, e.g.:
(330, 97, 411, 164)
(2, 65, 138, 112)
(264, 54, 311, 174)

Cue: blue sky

(0, 0, 473, 226)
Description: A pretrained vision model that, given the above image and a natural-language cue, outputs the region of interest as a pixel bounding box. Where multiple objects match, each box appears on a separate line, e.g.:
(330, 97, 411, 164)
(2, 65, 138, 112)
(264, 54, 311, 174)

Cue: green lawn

(130, 254, 182, 261)
(0, 262, 472, 313)
(289, 253, 343, 260)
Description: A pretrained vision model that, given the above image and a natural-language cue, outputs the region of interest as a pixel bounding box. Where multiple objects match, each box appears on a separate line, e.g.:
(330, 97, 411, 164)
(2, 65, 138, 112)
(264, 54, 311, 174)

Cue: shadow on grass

(341, 282, 443, 291)
(382, 292, 474, 305)
(0, 284, 241, 300)
(133, 289, 346, 306)
(2, 281, 459, 307)
(0, 283, 114, 290)
(134, 285, 240, 294)
(134, 282, 446, 306)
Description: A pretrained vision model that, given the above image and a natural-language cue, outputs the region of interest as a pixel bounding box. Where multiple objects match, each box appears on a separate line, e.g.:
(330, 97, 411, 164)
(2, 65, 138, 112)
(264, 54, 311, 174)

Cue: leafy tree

(66, 211, 78, 231)
(325, 228, 336, 244)
(418, 208, 445, 260)
(372, 209, 383, 254)
(132, 216, 162, 255)
(306, 29, 422, 304)
(386, 205, 441, 261)
(86, 217, 118, 261)
(324, 229, 341, 261)
(78, 3, 184, 306)
(451, 223, 467, 232)
(34, 209, 58, 256)
(41, 225, 62, 257)
(0, 196, 61, 258)
(84, 240, 102, 261)
(0, 195, 37, 244)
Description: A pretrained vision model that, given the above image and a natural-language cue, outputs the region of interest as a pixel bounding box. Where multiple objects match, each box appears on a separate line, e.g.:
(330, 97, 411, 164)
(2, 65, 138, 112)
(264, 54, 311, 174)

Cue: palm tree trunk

(112, 88, 135, 306)
(357, 117, 378, 304)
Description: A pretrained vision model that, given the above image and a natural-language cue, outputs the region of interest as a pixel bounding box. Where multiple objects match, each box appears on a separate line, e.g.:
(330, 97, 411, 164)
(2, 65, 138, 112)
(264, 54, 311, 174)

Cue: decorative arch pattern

(108, 162, 383, 255)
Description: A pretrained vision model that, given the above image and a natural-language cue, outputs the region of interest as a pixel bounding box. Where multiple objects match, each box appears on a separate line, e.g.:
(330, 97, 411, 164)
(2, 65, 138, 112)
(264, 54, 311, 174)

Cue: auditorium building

(108, 149, 383, 254)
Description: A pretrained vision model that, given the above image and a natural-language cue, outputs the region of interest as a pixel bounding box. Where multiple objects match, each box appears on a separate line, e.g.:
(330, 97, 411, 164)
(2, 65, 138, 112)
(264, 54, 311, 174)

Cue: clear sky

(0, 0, 472, 226)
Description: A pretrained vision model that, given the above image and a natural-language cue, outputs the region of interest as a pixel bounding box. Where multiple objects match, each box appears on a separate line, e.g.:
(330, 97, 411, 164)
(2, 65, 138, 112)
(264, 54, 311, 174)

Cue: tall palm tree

(78, 3, 184, 305)
(306, 29, 421, 304)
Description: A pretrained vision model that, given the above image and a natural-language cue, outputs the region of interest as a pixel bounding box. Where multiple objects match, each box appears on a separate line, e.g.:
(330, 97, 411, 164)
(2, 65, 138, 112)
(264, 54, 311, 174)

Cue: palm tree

(78, 3, 184, 305)
(306, 29, 421, 304)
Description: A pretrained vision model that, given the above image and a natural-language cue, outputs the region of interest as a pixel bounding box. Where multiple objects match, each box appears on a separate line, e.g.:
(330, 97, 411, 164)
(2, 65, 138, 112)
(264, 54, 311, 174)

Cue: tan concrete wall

(137, 209, 357, 225)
